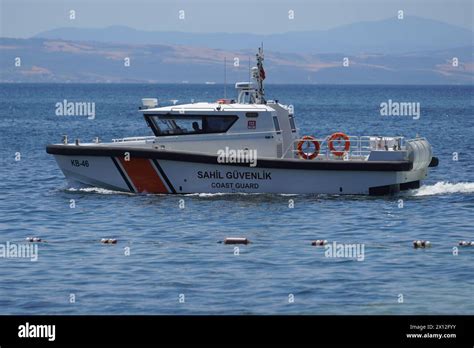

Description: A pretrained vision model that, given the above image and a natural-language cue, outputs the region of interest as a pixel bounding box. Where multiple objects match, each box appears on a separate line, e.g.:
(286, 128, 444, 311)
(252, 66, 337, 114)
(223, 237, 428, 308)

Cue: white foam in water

(186, 192, 254, 197)
(65, 182, 474, 197)
(185, 192, 228, 197)
(67, 187, 131, 195)
(412, 182, 474, 196)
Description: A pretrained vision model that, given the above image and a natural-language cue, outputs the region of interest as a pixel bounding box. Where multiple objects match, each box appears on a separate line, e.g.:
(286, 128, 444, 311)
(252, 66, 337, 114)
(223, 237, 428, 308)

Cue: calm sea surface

(0, 84, 473, 314)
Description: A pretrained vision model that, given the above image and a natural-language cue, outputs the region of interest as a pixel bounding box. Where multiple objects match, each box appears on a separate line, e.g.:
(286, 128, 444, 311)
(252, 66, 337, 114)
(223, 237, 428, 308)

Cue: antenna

(224, 56, 227, 99)
(248, 56, 251, 82)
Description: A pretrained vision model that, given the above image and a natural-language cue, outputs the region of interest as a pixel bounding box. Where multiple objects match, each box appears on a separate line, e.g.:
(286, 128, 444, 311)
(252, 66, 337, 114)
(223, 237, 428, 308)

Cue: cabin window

(145, 114, 238, 136)
(272, 116, 281, 134)
(288, 115, 296, 132)
(205, 116, 236, 133)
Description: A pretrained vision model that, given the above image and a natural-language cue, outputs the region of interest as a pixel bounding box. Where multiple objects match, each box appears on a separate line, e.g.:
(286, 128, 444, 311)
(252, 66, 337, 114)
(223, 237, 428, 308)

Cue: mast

(224, 56, 227, 98)
(235, 47, 267, 105)
(253, 46, 266, 104)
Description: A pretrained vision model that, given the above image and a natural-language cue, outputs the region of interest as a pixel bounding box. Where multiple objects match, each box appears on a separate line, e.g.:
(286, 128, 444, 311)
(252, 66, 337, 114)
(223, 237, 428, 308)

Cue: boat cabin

(140, 87, 300, 159)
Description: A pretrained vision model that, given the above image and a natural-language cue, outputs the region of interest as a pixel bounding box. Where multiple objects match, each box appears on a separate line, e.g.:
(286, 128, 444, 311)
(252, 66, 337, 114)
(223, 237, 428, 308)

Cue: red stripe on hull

(118, 158, 168, 193)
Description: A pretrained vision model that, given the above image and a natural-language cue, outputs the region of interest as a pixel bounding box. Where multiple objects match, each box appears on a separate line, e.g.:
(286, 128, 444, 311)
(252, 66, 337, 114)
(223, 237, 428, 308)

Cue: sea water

(0, 84, 472, 314)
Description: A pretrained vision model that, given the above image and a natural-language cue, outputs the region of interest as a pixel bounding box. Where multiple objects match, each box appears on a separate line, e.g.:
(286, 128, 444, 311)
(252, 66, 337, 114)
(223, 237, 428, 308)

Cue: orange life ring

(297, 136, 320, 160)
(328, 132, 350, 157)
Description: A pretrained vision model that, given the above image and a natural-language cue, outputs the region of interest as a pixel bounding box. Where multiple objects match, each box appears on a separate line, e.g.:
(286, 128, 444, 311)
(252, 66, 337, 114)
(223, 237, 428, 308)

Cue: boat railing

(112, 136, 157, 143)
(284, 135, 405, 160)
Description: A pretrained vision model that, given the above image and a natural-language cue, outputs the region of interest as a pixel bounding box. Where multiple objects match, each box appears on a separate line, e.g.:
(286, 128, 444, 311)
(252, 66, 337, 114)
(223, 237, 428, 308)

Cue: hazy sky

(1, 0, 472, 37)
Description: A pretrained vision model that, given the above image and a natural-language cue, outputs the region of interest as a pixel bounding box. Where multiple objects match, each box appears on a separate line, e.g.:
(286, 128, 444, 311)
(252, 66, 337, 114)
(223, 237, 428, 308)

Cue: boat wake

(410, 182, 474, 196)
(65, 187, 133, 195)
(63, 182, 474, 198)
(185, 192, 257, 198)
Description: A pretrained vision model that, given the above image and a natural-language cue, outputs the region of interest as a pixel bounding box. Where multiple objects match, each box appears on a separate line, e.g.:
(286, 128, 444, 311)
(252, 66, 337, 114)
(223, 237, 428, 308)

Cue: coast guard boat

(47, 48, 438, 195)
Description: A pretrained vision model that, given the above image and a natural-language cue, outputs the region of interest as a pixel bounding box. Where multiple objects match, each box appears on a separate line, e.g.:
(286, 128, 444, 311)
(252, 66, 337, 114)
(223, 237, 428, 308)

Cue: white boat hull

(48, 146, 430, 195)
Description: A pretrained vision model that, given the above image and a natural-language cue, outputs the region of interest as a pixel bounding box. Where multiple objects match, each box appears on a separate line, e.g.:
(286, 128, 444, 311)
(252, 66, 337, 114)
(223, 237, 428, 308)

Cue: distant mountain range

(0, 17, 472, 84)
(34, 17, 473, 54)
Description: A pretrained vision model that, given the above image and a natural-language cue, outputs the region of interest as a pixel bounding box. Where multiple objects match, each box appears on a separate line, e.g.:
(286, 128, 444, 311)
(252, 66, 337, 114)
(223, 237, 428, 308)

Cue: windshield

(145, 114, 238, 136)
